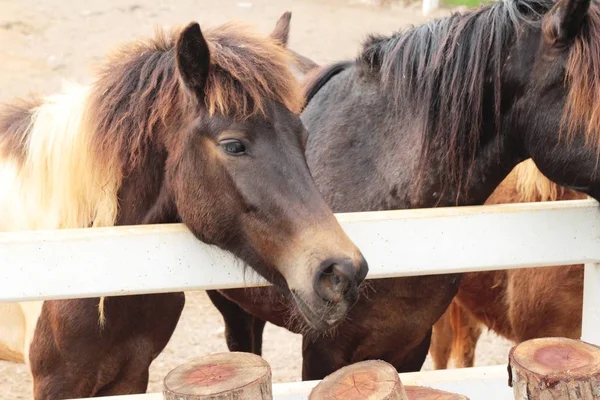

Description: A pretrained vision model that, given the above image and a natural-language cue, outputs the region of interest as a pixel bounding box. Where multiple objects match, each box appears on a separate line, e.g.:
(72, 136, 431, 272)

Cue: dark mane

(86, 21, 303, 173)
(301, 61, 353, 111)
(356, 0, 556, 196)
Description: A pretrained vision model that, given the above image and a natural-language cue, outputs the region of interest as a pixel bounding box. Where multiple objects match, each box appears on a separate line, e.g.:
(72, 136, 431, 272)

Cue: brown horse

(0, 13, 368, 398)
(429, 159, 586, 370)
(207, 0, 600, 381)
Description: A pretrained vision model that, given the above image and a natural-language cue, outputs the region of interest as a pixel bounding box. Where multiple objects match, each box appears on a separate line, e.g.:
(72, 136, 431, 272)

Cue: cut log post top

(163, 351, 272, 400)
(309, 360, 408, 400)
(308, 359, 469, 400)
(509, 337, 600, 399)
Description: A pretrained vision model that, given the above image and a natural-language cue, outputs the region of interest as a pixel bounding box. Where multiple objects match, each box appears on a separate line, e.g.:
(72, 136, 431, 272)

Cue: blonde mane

(0, 82, 121, 232)
(486, 159, 587, 205)
(513, 159, 565, 202)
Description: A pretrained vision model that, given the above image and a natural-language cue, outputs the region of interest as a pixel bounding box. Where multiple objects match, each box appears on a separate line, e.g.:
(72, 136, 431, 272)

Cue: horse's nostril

(322, 264, 335, 276)
(313, 259, 357, 303)
(332, 262, 355, 286)
(331, 266, 346, 292)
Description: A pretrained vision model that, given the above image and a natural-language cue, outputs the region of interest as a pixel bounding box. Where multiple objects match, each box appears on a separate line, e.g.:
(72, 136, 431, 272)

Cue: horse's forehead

(180, 99, 302, 145)
(231, 101, 301, 134)
(267, 101, 303, 131)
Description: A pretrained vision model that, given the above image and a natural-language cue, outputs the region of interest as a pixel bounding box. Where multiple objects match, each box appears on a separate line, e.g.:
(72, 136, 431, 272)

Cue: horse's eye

(221, 140, 246, 155)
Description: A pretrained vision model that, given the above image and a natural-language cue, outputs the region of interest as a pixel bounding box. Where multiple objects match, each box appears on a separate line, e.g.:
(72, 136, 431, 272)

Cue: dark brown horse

(208, 0, 600, 380)
(0, 13, 368, 398)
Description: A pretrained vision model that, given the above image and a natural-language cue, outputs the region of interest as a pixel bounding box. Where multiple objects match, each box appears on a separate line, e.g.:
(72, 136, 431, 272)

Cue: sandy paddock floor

(0, 0, 513, 398)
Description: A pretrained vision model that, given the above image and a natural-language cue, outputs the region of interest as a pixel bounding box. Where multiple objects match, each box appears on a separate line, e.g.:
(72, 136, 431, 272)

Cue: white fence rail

(2, 198, 600, 399)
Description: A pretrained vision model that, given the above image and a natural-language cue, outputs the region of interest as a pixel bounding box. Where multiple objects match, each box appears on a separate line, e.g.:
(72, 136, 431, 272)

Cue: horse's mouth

(290, 290, 344, 332)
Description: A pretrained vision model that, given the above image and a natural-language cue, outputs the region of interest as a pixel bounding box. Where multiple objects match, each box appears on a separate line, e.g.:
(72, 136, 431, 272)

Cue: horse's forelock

(86, 21, 304, 176)
(202, 22, 304, 118)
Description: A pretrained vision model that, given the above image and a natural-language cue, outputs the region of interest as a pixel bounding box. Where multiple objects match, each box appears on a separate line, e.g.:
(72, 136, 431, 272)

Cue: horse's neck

(303, 62, 524, 211)
(115, 148, 168, 226)
(411, 128, 525, 208)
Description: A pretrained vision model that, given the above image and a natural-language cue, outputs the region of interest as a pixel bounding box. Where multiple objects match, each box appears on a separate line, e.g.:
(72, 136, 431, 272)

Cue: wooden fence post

(508, 337, 600, 399)
(163, 352, 272, 400)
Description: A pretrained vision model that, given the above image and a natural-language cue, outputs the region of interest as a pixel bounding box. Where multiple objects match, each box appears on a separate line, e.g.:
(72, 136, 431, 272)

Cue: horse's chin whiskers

(282, 294, 349, 341)
(358, 279, 376, 300)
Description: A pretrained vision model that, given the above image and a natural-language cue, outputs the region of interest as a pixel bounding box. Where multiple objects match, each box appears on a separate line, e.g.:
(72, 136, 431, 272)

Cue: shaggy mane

(355, 0, 600, 197)
(86, 21, 303, 171)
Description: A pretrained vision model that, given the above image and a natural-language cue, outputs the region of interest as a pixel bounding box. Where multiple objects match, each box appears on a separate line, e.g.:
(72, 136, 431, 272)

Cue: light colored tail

(513, 159, 585, 202)
(0, 303, 27, 364)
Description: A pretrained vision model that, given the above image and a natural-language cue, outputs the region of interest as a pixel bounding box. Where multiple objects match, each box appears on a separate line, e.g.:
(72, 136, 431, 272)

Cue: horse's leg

(301, 335, 346, 380)
(0, 303, 27, 363)
(396, 328, 432, 373)
(33, 352, 152, 399)
(450, 301, 482, 368)
(95, 360, 151, 396)
(430, 306, 453, 369)
(206, 290, 266, 354)
(29, 293, 184, 399)
(250, 316, 266, 354)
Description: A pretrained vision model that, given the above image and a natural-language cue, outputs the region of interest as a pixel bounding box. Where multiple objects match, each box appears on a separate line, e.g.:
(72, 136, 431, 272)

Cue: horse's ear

(176, 22, 210, 98)
(270, 11, 291, 47)
(142, 181, 180, 225)
(544, 0, 590, 48)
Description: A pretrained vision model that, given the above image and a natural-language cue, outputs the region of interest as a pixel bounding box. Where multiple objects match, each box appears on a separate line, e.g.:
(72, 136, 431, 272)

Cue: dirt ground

(0, 0, 514, 397)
